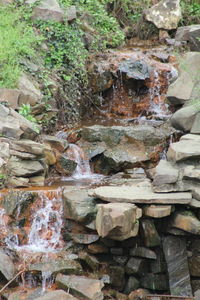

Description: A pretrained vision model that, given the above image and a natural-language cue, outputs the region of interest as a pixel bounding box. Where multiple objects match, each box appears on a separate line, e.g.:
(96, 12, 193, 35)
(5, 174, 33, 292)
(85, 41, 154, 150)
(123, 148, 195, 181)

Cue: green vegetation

(180, 0, 200, 25)
(19, 104, 40, 133)
(0, 4, 39, 88)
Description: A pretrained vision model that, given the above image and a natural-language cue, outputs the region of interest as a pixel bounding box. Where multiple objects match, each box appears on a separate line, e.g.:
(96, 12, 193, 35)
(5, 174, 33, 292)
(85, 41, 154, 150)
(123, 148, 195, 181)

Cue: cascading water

(64, 143, 103, 181)
(6, 189, 63, 253)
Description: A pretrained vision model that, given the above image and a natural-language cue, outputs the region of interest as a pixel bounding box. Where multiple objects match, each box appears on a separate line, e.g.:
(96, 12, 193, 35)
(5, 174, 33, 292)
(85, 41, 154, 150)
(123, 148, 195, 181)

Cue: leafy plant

(19, 104, 40, 133)
(0, 4, 39, 88)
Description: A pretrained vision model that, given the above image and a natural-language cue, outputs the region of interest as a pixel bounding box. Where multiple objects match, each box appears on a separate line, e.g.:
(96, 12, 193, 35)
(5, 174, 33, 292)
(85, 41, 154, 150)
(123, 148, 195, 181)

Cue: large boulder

(175, 25, 200, 52)
(144, 0, 181, 30)
(26, 0, 64, 22)
(167, 52, 200, 106)
(95, 203, 142, 241)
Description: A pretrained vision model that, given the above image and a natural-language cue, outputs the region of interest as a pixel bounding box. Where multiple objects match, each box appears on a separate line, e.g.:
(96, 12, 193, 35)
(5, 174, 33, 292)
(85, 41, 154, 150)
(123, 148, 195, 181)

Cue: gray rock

(18, 73, 43, 106)
(72, 234, 99, 245)
(63, 189, 97, 224)
(11, 140, 45, 156)
(33, 290, 78, 300)
(56, 274, 104, 300)
(183, 165, 200, 181)
(129, 247, 156, 259)
(167, 52, 200, 106)
(0, 248, 15, 280)
(79, 252, 100, 271)
(29, 259, 82, 275)
(27, 0, 64, 22)
(175, 25, 200, 51)
(144, 0, 181, 30)
(170, 105, 198, 132)
(96, 203, 142, 241)
(140, 274, 168, 291)
(2, 190, 34, 215)
(42, 135, 68, 152)
(66, 5, 76, 22)
(89, 185, 192, 204)
(0, 88, 20, 109)
(191, 113, 200, 134)
(8, 157, 44, 177)
(153, 159, 179, 186)
(124, 276, 139, 294)
(125, 257, 148, 275)
(163, 236, 192, 296)
(119, 59, 151, 80)
(167, 139, 200, 162)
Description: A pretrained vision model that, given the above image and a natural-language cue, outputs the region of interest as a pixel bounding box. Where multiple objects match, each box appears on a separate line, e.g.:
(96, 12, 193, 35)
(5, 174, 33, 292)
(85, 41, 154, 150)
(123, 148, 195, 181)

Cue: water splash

(64, 144, 103, 181)
(41, 270, 53, 293)
(6, 189, 63, 253)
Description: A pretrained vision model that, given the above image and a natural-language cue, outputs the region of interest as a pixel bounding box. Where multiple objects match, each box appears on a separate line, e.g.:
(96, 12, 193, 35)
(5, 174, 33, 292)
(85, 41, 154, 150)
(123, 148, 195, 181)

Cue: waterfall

(5, 189, 63, 253)
(65, 144, 103, 181)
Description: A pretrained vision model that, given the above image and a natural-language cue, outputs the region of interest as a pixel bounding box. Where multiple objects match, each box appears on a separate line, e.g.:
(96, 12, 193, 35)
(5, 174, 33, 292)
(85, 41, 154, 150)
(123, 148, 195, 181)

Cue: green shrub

(0, 5, 38, 88)
(180, 0, 200, 25)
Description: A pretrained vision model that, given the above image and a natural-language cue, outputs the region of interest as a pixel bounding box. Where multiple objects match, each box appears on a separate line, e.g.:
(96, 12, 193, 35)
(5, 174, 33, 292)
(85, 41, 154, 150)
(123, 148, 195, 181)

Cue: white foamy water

(6, 189, 63, 253)
(63, 143, 103, 181)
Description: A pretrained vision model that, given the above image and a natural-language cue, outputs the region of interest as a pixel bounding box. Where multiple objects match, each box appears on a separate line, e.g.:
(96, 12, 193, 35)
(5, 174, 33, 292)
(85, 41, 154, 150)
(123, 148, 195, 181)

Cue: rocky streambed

(0, 26, 200, 300)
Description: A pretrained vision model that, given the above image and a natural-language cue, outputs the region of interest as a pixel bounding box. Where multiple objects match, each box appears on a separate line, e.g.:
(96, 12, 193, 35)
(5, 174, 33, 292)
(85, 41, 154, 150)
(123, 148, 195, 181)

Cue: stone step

(89, 186, 192, 204)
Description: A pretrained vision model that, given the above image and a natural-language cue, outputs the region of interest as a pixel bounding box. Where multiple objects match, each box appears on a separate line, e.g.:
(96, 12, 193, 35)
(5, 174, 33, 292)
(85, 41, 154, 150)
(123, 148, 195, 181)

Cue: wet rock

(79, 251, 100, 271)
(7, 176, 29, 188)
(167, 52, 200, 106)
(171, 211, 200, 235)
(144, 0, 181, 30)
(125, 257, 148, 275)
(29, 175, 45, 186)
(44, 145, 57, 165)
(90, 185, 192, 204)
(63, 189, 97, 224)
(124, 276, 139, 294)
(0, 248, 15, 280)
(55, 153, 77, 176)
(170, 105, 198, 132)
(129, 247, 156, 259)
(163, 236, 192, 296)
(96, 203, 142, 241)
(141, 219, 160, 247)
(167, 139, 200, 162)
(143, 205, 172, 218)
(110, 247, 123, 255)
(119, 60, 151, 80)
(2, 190, 34, 215)
(72, 233, 99, 245)
(27, 0, 64, 22)
(56, 274, 104, 300)
(29, 259, 82, 275)
(109, 265, 125, 289)
(89, 67, 114, 93)
(33, 290, 78, 300)
(175, 25, 200, 51)
(8, 156, 44, 177)
(153, 160, 179, 186)
(140, 274, 168, 291)
(42, 135, 68, 152)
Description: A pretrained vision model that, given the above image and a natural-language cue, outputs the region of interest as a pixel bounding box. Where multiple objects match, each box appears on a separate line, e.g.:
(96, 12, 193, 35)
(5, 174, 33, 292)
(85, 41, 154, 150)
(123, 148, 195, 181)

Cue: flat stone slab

(167, 140, 200, 162)
(89, 186, 192, 204)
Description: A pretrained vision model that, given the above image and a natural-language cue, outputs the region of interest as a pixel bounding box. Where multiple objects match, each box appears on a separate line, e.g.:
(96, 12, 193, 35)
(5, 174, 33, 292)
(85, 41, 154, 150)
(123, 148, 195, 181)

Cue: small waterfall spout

(67, 144, 92, 179)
